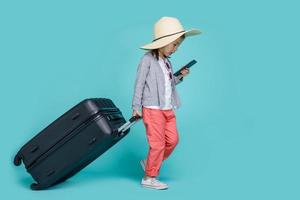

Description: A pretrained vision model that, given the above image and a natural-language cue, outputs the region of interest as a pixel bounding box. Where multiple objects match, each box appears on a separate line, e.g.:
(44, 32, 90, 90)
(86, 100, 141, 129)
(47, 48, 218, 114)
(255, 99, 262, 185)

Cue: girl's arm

(174, 75, 183, 85)
(174, 68, 190, 85)
(132, 55, 151, 111)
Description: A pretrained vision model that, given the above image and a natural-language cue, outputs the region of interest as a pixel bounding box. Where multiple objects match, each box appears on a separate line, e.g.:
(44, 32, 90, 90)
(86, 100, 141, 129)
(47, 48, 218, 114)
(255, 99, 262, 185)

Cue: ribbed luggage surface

(14, 98, 132, 190)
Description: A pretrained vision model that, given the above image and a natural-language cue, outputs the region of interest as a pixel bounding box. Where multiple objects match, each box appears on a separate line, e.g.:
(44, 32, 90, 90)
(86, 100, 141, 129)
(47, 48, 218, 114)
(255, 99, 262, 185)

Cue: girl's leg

(142, 107, 166, 177)
(162, 110, 179, 160)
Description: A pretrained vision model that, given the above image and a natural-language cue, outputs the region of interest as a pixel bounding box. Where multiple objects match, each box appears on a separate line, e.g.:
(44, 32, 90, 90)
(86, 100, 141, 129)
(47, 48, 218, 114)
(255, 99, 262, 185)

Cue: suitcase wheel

(13, 154, 22, 166)
(30, 183, 44, 190)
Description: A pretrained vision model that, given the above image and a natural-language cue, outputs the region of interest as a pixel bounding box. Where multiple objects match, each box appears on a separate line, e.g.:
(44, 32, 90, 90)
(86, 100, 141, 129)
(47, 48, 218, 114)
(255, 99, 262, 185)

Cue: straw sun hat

(141, 17, 201, 50)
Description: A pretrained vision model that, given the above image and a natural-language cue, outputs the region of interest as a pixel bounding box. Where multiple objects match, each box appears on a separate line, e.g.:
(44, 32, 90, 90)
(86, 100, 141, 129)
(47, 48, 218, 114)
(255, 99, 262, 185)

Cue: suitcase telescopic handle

(117, 115, 141, 136)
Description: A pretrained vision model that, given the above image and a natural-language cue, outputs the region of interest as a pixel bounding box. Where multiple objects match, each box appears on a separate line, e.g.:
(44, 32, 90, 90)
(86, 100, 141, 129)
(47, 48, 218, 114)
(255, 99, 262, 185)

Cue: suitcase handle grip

(129, 115, 141, 122)
(107, 113, 123, 121)
(14, 153, 22, 166)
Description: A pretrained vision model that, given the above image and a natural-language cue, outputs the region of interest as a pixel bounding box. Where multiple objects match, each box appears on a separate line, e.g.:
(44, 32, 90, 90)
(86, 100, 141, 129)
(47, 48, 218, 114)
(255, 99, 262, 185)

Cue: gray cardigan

(132, 52, 183, 111)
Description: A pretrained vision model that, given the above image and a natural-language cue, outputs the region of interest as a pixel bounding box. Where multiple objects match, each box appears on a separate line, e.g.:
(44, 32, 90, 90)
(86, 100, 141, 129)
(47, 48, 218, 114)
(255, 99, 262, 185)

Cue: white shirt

(144, 58, 173, 110)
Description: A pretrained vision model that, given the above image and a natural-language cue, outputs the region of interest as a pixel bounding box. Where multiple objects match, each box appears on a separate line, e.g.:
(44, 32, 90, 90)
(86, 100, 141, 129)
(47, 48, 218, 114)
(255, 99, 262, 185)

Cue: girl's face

(158, 36, 184, 58)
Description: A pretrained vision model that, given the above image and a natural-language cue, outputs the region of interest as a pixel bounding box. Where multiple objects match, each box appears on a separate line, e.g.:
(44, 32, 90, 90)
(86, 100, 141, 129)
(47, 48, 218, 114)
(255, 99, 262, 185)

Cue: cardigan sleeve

(174, 75, 183, 85)
(132, 55, 151, 111)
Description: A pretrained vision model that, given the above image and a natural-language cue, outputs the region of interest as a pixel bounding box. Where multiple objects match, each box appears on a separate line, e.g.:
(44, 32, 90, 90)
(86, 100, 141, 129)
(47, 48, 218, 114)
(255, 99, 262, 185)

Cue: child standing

(132, 17, 201, 190)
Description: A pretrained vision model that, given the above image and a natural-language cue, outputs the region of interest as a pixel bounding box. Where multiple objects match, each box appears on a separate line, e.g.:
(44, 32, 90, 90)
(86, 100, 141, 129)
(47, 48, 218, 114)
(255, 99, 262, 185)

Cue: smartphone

(174, 59, 197, 76)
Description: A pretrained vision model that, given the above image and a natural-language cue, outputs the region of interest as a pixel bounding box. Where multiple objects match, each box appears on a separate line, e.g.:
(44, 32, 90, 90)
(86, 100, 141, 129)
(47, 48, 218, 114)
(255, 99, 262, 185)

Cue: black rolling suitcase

(13, 98, 140, 190)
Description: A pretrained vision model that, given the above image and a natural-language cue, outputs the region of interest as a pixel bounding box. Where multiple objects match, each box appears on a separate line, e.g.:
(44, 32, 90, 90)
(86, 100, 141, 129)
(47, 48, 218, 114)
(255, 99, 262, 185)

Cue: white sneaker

(141, 177, 168, 190)
(140, 159, 146, 172)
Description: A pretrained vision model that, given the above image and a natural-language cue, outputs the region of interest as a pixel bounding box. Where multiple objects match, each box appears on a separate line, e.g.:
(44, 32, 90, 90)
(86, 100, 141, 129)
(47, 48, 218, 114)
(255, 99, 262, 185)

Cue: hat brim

(140, 29, 201, 50)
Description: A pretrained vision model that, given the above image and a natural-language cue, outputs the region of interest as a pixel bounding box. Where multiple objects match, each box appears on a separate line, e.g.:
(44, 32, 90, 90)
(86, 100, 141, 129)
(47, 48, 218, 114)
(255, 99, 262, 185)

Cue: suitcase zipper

(27, 111, 125, 170)
(26, 113, 105, 170)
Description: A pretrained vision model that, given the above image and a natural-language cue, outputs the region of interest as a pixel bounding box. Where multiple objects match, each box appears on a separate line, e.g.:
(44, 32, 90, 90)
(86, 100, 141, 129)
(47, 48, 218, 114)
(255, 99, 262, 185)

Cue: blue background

(1, 0, 299, 199)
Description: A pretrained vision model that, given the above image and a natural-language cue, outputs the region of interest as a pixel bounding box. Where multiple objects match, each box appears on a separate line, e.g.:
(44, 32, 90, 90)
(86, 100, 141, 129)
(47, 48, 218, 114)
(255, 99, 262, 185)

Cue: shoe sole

(141, 184, 168, 190)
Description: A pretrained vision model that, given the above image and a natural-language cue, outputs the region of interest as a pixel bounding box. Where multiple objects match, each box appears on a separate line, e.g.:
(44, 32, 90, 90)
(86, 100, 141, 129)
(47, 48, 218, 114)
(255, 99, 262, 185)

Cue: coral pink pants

(142, 107, 179, 177)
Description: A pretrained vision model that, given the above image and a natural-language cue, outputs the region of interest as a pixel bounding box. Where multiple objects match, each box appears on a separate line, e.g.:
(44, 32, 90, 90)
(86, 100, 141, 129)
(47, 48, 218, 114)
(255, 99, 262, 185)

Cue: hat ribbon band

(153, 30, 185, 42)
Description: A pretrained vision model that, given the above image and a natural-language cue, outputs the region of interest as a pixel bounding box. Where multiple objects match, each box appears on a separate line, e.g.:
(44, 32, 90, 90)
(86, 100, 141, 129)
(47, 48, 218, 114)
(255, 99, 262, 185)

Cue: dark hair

(150, 35, 185, 60)
(151, 49, 160, 60)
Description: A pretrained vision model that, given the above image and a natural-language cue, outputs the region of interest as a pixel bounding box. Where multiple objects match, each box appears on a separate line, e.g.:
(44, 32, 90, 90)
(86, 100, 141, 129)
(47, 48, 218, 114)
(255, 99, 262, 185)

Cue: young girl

(132, 17, 201, 190)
